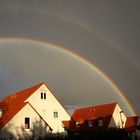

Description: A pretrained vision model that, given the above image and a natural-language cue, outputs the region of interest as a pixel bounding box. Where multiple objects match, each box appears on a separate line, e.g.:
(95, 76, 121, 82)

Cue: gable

(25, 83, 70, 118)
(23, 83, 71, 132)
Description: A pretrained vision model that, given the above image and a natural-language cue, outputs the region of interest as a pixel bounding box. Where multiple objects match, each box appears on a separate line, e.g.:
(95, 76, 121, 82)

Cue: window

(88, 120, 93, 127)
(41, 92, 43, 99)
(44, 93, 46, 99)
(98, 120, 103, 126)
(25, 117, 30, 129)
(53, 112, 58, 118)
(41, 92, 47, 99)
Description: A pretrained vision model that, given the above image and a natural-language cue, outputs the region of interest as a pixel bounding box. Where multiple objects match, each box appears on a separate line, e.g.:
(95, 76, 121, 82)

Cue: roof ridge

(72, 102, 117, 122)
(75, 102, 117, 111)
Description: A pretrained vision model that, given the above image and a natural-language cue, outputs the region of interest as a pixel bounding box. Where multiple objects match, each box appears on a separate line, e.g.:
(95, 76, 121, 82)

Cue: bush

(37, 129, 129, 140)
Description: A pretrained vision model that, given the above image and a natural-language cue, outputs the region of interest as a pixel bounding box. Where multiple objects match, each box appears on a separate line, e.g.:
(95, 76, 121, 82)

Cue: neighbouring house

(125, 116, 139, 132)
(0, 82, 71, 140)
(63, 103, 127, 132)
(125, 116, 140, 139)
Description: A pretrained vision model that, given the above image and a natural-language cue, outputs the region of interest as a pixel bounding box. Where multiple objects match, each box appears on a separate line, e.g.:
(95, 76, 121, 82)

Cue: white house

(63, 103, 127, 132)
(0, 82, 71, 140)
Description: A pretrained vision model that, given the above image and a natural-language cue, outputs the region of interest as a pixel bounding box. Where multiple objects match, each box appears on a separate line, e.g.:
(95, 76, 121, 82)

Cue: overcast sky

(0, 1, 139, 116)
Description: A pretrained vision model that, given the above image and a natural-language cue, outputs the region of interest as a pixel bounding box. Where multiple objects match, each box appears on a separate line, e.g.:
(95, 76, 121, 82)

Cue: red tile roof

(63, 103, 117, 132)
(0, 82, 44, 129)
(72, 103, 117, 122)
(125, 116, 138, 131)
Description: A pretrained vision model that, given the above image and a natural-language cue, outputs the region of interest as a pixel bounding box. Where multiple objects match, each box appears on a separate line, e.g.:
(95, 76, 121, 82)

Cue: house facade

(0, 82, 71, 140)
(63, 103, 127, 132)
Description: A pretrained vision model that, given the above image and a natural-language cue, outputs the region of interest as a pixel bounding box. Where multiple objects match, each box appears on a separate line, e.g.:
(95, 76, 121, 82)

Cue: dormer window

(41, 92, 47, 99)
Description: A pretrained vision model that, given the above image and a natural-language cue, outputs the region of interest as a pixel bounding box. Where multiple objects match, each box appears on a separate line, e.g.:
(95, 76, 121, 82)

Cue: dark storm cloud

(0, 1, 139, 115)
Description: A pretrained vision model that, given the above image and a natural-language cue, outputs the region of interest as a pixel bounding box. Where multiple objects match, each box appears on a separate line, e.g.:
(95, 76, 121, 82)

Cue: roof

(0, 82, 44, 106)
(0, 82, 45, 129)
(72, 103, 117, 122)
(125, 116, 138, 131)
(63, 103, 117, 132)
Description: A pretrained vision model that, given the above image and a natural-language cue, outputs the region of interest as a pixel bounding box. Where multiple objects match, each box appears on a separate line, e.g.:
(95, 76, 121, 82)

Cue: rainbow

(0, 37, 137, 115)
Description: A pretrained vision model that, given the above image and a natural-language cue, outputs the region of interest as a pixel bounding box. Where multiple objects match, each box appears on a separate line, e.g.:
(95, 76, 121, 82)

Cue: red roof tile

(125, 116, 138, 131)
(0, 82, 44, 129)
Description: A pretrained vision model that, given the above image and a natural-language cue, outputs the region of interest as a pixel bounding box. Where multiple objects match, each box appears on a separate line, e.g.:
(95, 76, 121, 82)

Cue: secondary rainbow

(1, 4, 139, 74)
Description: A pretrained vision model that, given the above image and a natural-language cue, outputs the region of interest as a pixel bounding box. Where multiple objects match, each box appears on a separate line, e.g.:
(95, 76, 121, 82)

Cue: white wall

(109, 104, 127, 128)
(0, 103, 51, 140)
(25, 84, 71, 133)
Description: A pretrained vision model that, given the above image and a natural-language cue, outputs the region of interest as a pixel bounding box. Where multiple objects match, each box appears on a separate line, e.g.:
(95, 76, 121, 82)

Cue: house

(63, 103, 127, 132)
(0, 82, 71, 140)
(125, 116, 138, 132)
(125, 116, 140, 139)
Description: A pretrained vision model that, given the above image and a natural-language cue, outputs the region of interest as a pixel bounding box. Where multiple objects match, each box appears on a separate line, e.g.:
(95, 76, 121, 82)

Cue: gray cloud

(0, 41, 117, 104)
(0, 1, 139, 115)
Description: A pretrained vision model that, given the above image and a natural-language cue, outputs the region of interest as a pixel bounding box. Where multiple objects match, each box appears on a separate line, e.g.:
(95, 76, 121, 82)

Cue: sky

(0, 1, 139, 116)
